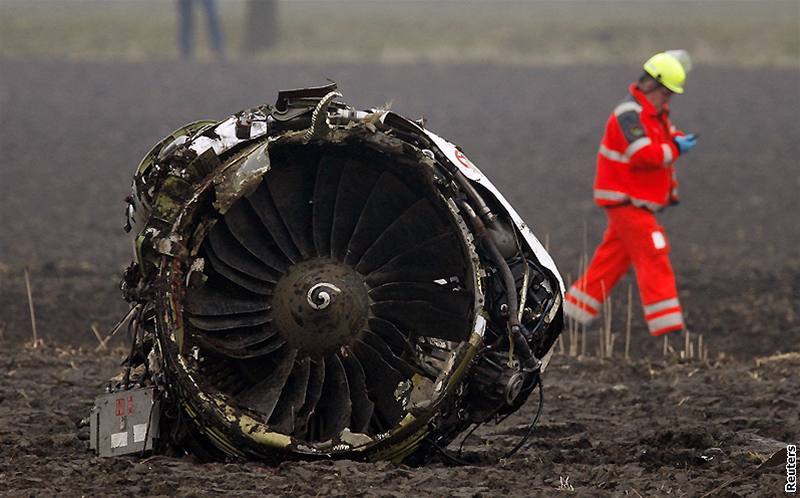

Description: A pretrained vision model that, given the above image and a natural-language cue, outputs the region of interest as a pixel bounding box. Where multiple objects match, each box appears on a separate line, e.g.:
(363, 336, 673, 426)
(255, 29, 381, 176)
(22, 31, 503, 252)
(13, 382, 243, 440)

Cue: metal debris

(96, 83, 564, 463)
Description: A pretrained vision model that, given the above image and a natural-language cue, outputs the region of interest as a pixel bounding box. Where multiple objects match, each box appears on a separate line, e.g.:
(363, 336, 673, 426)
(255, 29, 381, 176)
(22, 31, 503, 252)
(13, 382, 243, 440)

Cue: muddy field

(1, 59, 798, 496)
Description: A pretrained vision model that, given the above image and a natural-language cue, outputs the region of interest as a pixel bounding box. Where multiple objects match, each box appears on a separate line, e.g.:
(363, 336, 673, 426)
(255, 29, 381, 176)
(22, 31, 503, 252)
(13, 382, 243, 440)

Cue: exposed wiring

(425, 437, 473, 466)
(456, 198, 535, 369)
(501, 375, 544, 459)
(515, 230, 531, 326)
(122, 315, 137, 389)
(105, 304, 140, 343)
(457, 422, 483, 456)
(122, 305, 146, 390)
(427, 376, 544, 465)
(303, 90, 342, 143)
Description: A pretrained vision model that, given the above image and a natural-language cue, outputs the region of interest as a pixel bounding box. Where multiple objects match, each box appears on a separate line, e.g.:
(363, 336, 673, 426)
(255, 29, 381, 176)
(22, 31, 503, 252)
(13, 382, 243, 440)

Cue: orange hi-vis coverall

(565, 84, 685, 336)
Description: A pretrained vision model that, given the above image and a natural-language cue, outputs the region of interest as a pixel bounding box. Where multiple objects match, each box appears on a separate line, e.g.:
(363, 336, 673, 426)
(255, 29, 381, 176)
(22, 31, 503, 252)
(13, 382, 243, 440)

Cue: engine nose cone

(273, 257, 368, 356)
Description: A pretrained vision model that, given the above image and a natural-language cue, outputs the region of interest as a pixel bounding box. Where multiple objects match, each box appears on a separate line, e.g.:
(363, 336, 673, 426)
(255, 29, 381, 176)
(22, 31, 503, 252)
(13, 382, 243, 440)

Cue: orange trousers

(564, 205, 684, 336)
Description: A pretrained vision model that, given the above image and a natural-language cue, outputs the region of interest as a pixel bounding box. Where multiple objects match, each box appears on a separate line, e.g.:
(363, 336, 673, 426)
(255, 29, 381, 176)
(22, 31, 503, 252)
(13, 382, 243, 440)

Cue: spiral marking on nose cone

(272, 258, 369, 355)
(307, 282, 341, 310)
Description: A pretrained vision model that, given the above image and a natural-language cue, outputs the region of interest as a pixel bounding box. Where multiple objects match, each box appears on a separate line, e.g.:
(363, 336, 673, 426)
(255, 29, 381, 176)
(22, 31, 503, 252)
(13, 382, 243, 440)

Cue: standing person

(564, 51, 698, 337)
(177, 0, 224, 58)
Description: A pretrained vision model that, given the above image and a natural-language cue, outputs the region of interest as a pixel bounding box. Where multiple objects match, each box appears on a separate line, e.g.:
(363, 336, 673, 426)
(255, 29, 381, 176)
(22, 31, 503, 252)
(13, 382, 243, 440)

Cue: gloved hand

(674, 133, 698, 155)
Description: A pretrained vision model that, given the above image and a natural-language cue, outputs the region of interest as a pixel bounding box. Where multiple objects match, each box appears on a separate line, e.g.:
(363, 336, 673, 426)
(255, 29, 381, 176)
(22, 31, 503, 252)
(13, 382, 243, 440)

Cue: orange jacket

(593, 84, 683, 211)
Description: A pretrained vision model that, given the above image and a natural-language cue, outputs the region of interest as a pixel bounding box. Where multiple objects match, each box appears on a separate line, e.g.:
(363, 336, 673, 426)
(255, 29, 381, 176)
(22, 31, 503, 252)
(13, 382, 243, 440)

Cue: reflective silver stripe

(629, 196, 664, 211)
(600, 138, 655, 164)
(614, 101, 642, 116)
(563, 300, 595, 325)
(594, 189, 629, 203)
(662, 143, 673, 165)
(595, 190, 665, 211)
(598, 144, 628, 163)
(625, 137, 652, 158)
(644, 298, 681, 316)
(568, 286, 601, 310)
(647, 311, 684, 333)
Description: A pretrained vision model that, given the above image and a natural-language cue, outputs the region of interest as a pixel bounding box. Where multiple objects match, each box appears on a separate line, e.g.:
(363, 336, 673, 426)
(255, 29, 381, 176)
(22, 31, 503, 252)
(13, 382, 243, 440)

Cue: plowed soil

(1, 59, 798, 497)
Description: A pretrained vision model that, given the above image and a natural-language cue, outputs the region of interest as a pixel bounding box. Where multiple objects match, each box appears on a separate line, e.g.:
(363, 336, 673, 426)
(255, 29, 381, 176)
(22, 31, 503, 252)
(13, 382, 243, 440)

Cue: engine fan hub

(272, 257, 368, 356)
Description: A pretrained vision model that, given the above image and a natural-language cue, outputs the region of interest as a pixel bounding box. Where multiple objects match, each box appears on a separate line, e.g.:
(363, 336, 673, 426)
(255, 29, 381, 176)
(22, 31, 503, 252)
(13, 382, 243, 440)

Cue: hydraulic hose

(456, 197, 535, 369)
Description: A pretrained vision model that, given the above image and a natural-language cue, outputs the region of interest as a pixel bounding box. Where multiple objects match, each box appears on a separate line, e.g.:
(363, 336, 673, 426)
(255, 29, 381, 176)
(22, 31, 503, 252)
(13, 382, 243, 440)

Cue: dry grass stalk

(698, 334, 703, 361)
(658, 331, 712, 363)
(580, 324, 587, 357)
(607, 308, 613, 357)
(598, 281, 614, 358)
(684, 329, 691, 360)
(568, 308, 579, 357)
(570, 319, 579, 357)
(624, 283, 632, 360)
(599, 281, 606, 358)
(24, 267, 40, 348)
(602, 282, 614, 358)
(564, 272, 577, 357)
(564, 272, 571, 355)
(598, 331, 604, 359)
(753, 351, 800, 366)
(565, 271, 580, 357)
(698, 334, 711, 363)
(91, 322, 109, 351)
(578, 232, 588, 358)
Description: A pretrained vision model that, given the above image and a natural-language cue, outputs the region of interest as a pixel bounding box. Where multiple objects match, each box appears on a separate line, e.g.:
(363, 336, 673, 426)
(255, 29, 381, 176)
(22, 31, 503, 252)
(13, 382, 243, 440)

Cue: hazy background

(1, 0, 798, 66)
(1, 6, 798, 495)
(0, 0, 798, 350)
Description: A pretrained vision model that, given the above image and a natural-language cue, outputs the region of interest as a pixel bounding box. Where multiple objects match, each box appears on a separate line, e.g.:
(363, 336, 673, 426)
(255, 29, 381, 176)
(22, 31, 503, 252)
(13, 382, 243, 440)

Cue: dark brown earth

(1, 59, 798, 497)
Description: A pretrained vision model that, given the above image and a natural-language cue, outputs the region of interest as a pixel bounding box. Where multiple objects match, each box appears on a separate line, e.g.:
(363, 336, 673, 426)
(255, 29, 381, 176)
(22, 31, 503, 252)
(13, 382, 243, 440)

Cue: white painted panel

(133, 423, 148, 443)
(110, 431, 128, 449)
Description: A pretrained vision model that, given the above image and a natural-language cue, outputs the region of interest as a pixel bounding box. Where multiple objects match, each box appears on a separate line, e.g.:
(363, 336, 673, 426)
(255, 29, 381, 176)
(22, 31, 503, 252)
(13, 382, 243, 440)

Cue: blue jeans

(178, 0, 224, 57)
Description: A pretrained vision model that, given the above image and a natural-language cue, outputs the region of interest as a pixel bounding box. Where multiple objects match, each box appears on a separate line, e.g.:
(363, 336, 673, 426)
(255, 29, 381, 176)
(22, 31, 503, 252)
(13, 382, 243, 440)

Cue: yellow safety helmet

(643, 51, 690, 94)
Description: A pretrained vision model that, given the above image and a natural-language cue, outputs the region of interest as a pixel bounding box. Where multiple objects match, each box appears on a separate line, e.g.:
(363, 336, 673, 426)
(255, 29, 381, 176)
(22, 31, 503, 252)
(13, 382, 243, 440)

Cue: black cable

(122, 305, 146, 389)
(427, 379, 543, 465)
(501, 376, 544, 460)
(456, 198, 535, 369)
(457, 420, 487, 457)
(122, 316, 137, 389)
(426, 437, 473, 466)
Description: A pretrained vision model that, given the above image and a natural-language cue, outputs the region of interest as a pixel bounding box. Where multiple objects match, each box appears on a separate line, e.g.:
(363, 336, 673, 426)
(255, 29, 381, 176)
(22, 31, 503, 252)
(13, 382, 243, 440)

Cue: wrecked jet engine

(107, 83, 563, 463)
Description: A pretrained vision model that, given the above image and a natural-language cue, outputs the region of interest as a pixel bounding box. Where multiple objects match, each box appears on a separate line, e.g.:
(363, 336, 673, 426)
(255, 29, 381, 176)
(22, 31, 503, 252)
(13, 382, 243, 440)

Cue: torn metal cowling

(117, 83, 564, 463)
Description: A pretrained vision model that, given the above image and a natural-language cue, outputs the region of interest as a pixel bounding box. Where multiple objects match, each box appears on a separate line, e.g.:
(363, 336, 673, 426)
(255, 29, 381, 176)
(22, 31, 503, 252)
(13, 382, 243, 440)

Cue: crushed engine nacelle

(108, 83, 564, 463)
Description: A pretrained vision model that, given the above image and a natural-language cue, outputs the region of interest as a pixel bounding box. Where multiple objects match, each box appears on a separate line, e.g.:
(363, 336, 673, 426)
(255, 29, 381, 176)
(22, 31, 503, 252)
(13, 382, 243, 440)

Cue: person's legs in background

(565, 210, 632, 325)
(201, 0, 224, 57)
(177, 0, 194, 58)
(611, 206, 684, 336)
